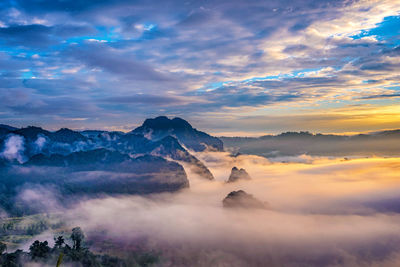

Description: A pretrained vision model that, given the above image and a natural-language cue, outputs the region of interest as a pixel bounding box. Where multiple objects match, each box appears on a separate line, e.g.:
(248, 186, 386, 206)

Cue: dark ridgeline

(0, 124, 18, 139)
(221, 130, 400, 158)
(0, 116, 223, 215)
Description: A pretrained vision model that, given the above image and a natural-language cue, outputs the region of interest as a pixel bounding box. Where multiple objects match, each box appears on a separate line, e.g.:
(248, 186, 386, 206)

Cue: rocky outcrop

(226, 167, 251, 183)
(222, 190, 267, 209)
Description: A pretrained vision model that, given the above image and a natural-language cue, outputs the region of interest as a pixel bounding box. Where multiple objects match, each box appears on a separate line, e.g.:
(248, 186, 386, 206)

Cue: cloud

(8, 96, 100, 117)
(1, 134, 25, 163)
(360, 93, 400, 100)
(66, 43, 171, 81)
(0, 24, 52, 47)
(15, 184, 62, 213)
(1, 132, 399, 266)
(53, 153, 400, 266)
(102, 94, 194, 106)
(0, 0, 399, 133)
(0, 24, 94, 48)
(34, 135, 47, 152)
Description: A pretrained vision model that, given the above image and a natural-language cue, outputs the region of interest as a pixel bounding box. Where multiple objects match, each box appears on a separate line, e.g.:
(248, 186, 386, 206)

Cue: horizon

(2, 116, 400, 137)
(0, 1, 399, 135)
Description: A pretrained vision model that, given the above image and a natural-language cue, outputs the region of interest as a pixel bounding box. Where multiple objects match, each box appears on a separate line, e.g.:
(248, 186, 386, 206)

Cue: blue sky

(0, 0, 399, 135)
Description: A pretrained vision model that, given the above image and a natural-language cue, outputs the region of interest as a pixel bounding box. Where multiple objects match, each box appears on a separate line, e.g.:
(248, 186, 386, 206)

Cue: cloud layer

(45, 153, 400, 266)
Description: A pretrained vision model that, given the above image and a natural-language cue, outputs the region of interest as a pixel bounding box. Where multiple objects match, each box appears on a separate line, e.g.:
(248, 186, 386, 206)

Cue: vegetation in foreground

(0, 227, 159, 267)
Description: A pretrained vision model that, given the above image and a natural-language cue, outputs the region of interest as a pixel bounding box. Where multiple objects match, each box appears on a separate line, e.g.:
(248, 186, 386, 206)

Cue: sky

(0, 0, 399, 135)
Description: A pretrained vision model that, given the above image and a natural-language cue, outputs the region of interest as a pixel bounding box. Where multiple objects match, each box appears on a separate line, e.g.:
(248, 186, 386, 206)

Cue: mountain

(51, 128, 87, 143)
(0, 124, 18, 131)
(0, 117, 226, 215)
(26, 148, 130, 168)
(0, 148, 190, 215)
(221, 129, 400, 158)
(0, 117, 218, 193)
(24, 148, 189, 179)
(132, 116, 223, 152)
(0, 124, 18, 138)
(148, 136, 215, 180)
(1, 125, 215, 180)
(222, 190, 267, 209)
(226, 167, 251, 183)
(80, 130, 107, 138)
(11, 126, 87, 144)
(12, 126, 51, 142)
(82, 132, 214, 180)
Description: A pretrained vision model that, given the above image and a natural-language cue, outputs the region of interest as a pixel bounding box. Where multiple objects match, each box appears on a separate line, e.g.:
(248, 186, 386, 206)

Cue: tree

(54, 236, 65, 249)
(71, 227, 84, 250)
(29, 240, 50, 259)
(0, 241, 6, 255)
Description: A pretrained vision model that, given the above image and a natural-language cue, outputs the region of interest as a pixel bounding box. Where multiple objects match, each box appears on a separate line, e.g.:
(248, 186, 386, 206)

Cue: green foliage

(1, 249, 25, 267)
(54, 235, 65, 248)
(29, 240, 50, 259)
(0, 227, 160, 266)
(71, 226, 85, 250)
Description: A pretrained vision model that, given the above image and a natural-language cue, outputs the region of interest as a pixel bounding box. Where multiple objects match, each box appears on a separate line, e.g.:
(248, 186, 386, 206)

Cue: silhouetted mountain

(374, 129, 400, 137)
(0, 148, 190, 215)
(80, 130, 107, 137)
(10, 126, 88, 144)
(26, 148, 130, 168)
(87, 133, 215, 180)
(132, 116, 223, 151)
(51, 128, 87, 143)
(222, 190, 267, 209)
(1, 127, 215, 180)
(227, 167, 251, 183)
(221, 129, 400, 158)
(0, 124, 17, 131)
(0, 124, 18, 138)
(12, 126, 51, 142)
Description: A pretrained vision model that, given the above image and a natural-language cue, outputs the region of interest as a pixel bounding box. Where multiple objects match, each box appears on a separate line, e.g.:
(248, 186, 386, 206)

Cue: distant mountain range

(3, 117, 399, 215)
(221, 130, 400, 158)
(0, 116, 223, 215)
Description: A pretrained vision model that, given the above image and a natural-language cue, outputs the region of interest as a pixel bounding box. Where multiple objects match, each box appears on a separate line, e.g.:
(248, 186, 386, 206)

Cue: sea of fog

(15, 152, 400, 266)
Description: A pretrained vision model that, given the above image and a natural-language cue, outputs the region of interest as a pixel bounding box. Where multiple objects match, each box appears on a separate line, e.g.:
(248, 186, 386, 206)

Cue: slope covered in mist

(0, 117, 221, 215)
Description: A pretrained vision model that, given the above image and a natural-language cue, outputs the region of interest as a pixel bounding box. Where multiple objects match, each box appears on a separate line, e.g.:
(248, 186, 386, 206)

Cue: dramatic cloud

(0, 0, 399, 133)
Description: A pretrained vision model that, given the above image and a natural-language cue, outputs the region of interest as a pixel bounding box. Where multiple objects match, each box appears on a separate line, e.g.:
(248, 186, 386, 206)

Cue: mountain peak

(52, 128, 87, 143)
(227, 167, 251, 183)
(171, 117, 193, 130)
(132, 116, 223, 152)
(140, 116, 192, 132)
(13, 126, 50, 141)
(222, 190, 267, 209)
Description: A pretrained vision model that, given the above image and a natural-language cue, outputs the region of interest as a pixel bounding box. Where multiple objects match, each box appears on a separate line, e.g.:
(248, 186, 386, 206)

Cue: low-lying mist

(18, 152, 400, 266)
